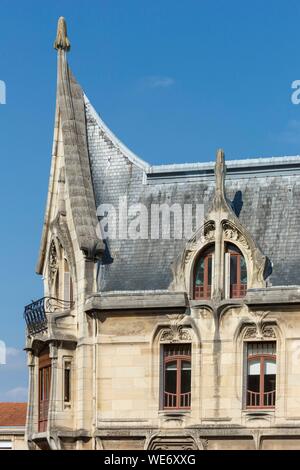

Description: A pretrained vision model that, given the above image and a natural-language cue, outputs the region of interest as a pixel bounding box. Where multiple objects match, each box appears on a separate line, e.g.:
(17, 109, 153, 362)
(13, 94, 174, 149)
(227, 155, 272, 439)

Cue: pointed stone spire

(210, 149, 227, 301)
(54, 17, 71, 51)
(209, 148, 228, 214)
(215, 148, 226, 199)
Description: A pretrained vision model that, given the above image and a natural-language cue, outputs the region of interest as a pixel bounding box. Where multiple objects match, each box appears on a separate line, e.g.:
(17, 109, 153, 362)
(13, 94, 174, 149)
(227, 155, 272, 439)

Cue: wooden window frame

(226, 244, 247, 299)
(194, 247, 214, 300)
(246, 352, 276, 410)
(163, 347, 191, 410)
(38, 350, 51, 432)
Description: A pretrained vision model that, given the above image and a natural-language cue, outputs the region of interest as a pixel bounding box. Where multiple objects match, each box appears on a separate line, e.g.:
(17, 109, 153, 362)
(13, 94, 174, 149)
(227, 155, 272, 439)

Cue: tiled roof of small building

(0, 403, 27, 427)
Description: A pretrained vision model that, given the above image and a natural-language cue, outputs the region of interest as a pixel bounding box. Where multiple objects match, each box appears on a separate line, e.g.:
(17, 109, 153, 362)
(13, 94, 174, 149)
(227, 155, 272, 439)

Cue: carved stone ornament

(183, 220, 216, 266)
(244, 326, 257, 339)
(244, 323, 276, 340)
(203, 221, 215, 243)
(160, 325, 192, 343)
(222, 221, 250, 250)
(48, 240, 58, 284)
(261, 325, 276, 339)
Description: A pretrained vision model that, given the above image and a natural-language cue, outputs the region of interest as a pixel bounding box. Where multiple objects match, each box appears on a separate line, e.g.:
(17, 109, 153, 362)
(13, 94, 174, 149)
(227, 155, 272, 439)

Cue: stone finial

(215, 148, 225, 194)
(209, 148, 228, 214)
(54, 17, 71, 51)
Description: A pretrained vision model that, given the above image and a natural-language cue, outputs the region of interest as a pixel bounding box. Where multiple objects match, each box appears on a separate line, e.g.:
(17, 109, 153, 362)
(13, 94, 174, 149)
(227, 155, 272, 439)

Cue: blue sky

(1, 0, 300, 401)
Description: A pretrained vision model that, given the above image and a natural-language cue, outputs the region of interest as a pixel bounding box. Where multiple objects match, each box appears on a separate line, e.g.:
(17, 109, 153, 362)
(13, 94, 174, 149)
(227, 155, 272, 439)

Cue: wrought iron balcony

(24, 297, 74, 335)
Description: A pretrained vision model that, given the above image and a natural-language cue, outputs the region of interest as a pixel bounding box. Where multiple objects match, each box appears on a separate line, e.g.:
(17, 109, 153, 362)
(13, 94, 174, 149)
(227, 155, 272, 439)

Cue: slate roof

(0, 403, 27, 427)
(84, 97, 300, 293)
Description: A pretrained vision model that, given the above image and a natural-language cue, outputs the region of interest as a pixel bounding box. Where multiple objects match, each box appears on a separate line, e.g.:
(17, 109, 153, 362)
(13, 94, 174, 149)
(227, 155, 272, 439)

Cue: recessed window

(246, 342, 276, 409)
(163, 344, 191, 410)
(194, 245, 214, 300)
(64, 361, 71, 403)
(225, 243, 247, 298)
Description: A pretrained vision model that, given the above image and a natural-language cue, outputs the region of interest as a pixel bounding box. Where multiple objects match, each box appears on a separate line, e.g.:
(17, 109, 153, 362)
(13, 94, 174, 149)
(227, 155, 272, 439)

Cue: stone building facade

(24, 18, 300, 450)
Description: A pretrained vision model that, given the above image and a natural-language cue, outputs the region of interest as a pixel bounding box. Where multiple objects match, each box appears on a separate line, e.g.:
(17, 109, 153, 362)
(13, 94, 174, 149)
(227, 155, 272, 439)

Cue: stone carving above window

(160, 315, 192, 343)
(183, 221, 215, 266)
(244, 326, 257, 339)
(244, 323, 276, 340)
(160, 326, 192, 343)
(203, 221, 215, 243)
(222, 221, 250, 251)
(262, 325, 276, 339)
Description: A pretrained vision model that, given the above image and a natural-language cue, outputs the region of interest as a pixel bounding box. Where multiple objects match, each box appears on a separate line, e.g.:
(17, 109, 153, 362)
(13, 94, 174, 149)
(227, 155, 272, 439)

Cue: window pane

(240, 256, 247, 284)
(195, 258, 204, 286)
(264, 374, 276, 393)
(64, 362, 71, 402)
(230, 255, 237, 284)
(165, 361, 177, 394)
(181, 361, 191, 394)
(207, 256, 212, 285)
(181, 361, 191, 370)
(265, 359, 276, 375)
(248, 359, 260, 375)
(247, 374, 260, 393)
(166, 362, 177, 370)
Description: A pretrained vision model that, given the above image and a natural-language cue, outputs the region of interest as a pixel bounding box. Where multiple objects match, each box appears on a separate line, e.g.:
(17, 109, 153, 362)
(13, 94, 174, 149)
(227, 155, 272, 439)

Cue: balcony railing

(24, 297, 74, 335)
(231, 283, 247, 298)
(164, 391, 191, 409)
(194, 285, 211, 300)
(246, 389, 276, 408)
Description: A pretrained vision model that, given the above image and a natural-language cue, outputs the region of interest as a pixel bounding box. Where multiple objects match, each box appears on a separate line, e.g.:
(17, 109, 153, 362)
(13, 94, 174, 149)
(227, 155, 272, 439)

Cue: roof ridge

(150, 155, 300, 171)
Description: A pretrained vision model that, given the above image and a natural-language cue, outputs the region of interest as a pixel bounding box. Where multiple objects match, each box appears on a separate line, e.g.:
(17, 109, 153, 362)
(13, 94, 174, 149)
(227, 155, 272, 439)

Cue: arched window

(193, 245, 214, 300)
(163, 344, 191, 409)
(225, 243, 247, 298)
(246, 341, 276, 409)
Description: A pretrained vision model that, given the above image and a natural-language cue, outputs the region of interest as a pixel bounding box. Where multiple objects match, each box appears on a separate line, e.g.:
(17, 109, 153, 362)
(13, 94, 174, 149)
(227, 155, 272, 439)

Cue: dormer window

(193, 245, 214, 300)
(225, 243, 247, 298)
(193, 242, 247, 300)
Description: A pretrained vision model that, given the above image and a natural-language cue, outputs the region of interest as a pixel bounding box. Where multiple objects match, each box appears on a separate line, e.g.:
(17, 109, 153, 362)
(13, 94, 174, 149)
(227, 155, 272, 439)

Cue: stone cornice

(85, 291, 188, 313)
(245, 287, 300, 306)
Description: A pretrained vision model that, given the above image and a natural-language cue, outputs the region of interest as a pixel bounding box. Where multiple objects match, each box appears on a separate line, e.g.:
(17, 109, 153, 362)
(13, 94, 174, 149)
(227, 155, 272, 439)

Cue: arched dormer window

(192, 242, 247, 300)
(193, 245, 214, 300)
(225, 243, 247, 298)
